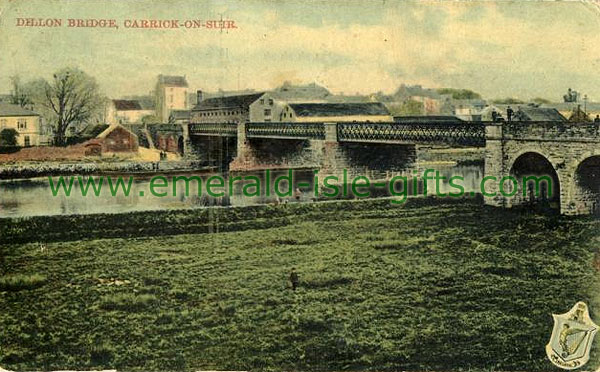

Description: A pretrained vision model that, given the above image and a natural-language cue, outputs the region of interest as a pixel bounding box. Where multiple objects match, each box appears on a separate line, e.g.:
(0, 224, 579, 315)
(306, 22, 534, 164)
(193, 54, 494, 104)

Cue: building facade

(0, 103, 47, 146)
(190, 91, 264, 124)
(155, 75, 189, 123)
(95, 124, 139, 152)
(107, 99, 155, 125)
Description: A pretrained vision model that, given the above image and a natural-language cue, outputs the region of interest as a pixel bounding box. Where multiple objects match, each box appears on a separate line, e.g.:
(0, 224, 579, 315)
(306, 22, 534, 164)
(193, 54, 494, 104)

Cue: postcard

(1, 1, 600, 371)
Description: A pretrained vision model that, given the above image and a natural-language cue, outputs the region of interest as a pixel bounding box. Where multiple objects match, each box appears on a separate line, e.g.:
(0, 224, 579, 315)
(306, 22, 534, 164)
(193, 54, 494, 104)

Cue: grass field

(1, 199, 600, 371)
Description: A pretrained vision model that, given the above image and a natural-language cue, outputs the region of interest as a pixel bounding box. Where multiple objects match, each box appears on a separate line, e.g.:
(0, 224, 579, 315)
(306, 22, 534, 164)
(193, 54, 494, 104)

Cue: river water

(0, 165, 483, 217)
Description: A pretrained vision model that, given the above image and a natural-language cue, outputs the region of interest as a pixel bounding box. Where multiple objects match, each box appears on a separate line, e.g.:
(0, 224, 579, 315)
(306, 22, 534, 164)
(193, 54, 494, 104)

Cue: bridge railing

(188, 121, 487, 146)
(189, 123, 238, 136)
(337, 122, 486, 146)
(247, 122, 326, 140)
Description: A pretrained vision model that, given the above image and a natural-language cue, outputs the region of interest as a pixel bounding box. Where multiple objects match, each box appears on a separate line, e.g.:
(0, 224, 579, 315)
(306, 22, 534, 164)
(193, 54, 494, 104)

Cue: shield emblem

(546, 302, 598, 369)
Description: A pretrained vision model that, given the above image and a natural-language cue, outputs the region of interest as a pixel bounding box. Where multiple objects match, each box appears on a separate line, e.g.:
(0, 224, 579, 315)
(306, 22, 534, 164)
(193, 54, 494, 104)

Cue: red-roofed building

(95, 124, 138, 152)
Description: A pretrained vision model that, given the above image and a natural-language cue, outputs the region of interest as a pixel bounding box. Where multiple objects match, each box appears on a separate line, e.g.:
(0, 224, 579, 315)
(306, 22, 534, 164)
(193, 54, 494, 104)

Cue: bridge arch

(572, 154, 600, 215)
(507, 151, 560, 211)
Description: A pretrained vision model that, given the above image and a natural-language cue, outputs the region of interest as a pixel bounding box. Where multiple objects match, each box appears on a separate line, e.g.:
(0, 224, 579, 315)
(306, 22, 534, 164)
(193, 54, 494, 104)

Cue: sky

(1, 0, 600, 101)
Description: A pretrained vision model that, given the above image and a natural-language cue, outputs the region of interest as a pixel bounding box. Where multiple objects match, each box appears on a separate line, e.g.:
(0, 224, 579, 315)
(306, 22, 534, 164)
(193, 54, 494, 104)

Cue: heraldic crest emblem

(546, 302, 598, 369)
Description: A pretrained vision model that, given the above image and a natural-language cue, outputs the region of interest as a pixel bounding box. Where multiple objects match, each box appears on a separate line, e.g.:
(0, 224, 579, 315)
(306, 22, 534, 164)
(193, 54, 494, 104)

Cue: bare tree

(9, 75, 32, 108)
(30, 68, 104, 146)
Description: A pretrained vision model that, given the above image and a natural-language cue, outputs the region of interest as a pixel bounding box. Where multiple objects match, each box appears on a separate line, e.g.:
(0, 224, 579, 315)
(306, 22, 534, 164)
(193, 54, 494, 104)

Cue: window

(17, 119, 27, 130)
(260, 99, 264, 105)
(24, 135, 30, 147)
(0, 119, 6, 129)
(268, 99, 274, 106)
(264, 109, 271, 116)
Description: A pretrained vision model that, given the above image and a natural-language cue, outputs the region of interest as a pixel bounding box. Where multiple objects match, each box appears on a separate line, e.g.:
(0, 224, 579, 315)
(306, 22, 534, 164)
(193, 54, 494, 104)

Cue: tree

(436, 88, 481, 100)
(532, 97, 551, 104)
(29, 68, 104, 146)
(492, 98, 525, 104)
(0, 128, 19, 147)
(387, 99, 424, 116)
(9, 75, 32, 108)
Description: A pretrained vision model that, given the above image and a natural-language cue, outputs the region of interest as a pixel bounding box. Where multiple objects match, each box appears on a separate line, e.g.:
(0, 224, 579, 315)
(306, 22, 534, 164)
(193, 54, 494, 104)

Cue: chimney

(196, 90, 203, 104)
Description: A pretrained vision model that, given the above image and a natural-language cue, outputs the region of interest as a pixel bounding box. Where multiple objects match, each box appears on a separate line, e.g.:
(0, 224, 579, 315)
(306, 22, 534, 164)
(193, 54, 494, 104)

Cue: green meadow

(1, 199, 599, 371)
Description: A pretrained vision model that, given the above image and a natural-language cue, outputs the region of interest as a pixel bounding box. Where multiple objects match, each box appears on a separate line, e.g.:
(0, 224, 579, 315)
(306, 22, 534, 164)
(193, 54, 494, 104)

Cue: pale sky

(1, 0, 600, 101)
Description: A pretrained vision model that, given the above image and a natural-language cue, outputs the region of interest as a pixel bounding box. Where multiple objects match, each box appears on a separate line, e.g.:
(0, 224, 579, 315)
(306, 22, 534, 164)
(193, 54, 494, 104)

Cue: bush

(0, 128, 18, 147)
(0, 146, 21, 154)
(89, 342, 114, 365)
(0, 274, 46, 291)
(99, 293, 157, 312)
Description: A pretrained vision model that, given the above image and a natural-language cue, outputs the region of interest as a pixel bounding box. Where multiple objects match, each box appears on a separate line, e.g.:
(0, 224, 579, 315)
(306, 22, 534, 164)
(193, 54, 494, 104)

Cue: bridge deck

(189, 121, 487, 146)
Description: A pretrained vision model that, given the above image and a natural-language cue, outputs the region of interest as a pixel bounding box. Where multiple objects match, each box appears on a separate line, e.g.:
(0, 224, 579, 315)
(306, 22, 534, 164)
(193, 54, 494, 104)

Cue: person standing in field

(289, 268, 299, 291)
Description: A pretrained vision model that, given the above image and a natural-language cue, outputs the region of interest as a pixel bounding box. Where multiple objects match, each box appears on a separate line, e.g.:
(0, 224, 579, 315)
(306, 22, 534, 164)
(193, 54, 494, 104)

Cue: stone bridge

(484, 121, 600, 215)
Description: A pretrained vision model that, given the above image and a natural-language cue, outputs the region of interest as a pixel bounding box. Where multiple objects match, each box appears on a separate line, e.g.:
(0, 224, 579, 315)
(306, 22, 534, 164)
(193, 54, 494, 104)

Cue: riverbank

(0, 159, 213, 180)
(0, 197, 476, 243)
(1, 198, 599, 371)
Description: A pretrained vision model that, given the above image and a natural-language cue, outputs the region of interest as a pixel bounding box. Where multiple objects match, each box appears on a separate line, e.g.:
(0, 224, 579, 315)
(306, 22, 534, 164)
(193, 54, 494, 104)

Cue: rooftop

(393, 115, 464, 123)
(516, 107, 566, 122)
(157, 75, 189, 87)
(97, 124, 137, 139)
(192, 93, 265, 111)
(0, 103, 39, 117)
(113, 100, 143, 111)
(270, 82, 331, 101)
(120, 95, 155, 110)
(288, 102, 390, 117)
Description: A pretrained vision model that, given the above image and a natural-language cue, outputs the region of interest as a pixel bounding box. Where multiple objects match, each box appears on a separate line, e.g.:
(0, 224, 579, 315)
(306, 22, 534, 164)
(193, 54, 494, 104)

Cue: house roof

(97, 124, 137, 139)
(79, 124, 110, 139)
(192, 93, 265, 111)
(157, 75, 189, 87)
(453, 99, 487, 107)
(270, 82, 331, 101)
(394, 84, 441, 100)
(113, 100, 143, 111)
(138, 98, 155, 110)
(288, 102, 391, 117)
(393, 115, 464, 123)
(516, 107, 566, 121)
(120, 95, 155, 110)
(0, 103, 39, 117)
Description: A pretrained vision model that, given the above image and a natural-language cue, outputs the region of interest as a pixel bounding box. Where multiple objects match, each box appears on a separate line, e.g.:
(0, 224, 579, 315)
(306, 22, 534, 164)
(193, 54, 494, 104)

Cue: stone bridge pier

(228, 122, 416, 179)
(484, 122, 600, 215)
(185, 133, 236, 171)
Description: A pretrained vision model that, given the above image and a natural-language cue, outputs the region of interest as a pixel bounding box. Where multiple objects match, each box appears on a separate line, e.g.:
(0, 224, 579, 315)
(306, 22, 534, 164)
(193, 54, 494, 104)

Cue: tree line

(7, 67, 106, 147)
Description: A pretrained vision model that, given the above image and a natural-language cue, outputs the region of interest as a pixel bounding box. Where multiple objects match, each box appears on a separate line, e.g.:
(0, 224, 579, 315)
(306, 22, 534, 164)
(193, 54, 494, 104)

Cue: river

(0, 165, 483, 217)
